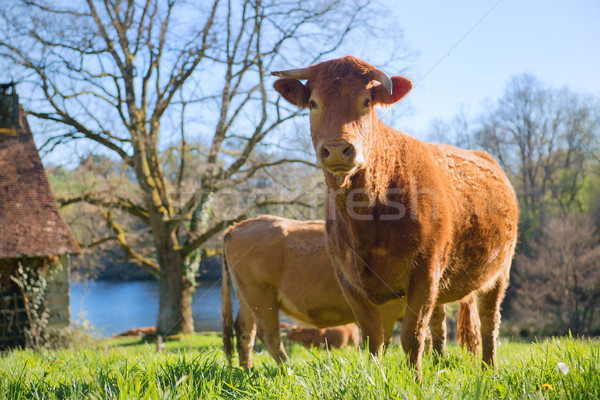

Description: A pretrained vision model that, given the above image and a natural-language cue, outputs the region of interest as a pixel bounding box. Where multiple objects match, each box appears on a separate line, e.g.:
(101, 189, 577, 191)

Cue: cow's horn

(371, 68, 393, 95)
(271, 67, 311, 80)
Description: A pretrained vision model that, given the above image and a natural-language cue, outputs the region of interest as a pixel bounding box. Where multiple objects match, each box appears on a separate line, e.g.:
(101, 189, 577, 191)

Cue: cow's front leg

(337, 274, 384, 358)
(400, 268, 439, 378)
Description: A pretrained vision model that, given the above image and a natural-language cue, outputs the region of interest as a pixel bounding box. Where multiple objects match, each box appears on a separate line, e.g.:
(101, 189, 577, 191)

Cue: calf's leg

(249, 286, 288, 364)
(234, 301, 257, 368)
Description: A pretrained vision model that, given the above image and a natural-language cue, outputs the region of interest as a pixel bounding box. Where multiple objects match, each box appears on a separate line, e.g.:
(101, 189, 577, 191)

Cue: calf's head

(273, 56, 412, 177)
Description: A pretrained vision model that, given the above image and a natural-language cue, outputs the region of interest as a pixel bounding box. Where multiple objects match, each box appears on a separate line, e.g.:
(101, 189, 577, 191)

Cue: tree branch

(102, 211, 160, 277)
(77, 235, 118, 249)
(232, 158, 317, 183)
(27, 111, 133, 164)
(181, 194, 316, 258)
(57, 192, 151, 225)
(182, 215, 247, 258)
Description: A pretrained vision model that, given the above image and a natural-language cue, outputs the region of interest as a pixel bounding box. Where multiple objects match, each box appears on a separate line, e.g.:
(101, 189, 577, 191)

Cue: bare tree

(426, 105, 473, 149)
(0, 0, 393, 334)
(47, 157, 155, 281)
(513, 213, 600, 336)
(474, 75, 600, 242)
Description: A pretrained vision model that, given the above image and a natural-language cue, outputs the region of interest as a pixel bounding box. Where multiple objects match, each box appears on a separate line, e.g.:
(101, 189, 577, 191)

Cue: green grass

(1, 334, 598, 399)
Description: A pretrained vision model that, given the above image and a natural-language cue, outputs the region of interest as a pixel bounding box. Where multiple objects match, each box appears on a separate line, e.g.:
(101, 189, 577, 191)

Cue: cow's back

(224, 215, 288, 283)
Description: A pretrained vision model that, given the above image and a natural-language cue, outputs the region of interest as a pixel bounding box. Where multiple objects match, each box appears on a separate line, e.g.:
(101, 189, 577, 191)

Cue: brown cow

(221, 215, 480, 368)
(286, 323, 360, 350)
(272, 56, 518, 376)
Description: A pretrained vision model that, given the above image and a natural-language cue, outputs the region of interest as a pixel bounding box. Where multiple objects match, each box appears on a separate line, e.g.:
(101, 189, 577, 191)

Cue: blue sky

(381, 0, 600, 138)
(34, 0, 600, 165)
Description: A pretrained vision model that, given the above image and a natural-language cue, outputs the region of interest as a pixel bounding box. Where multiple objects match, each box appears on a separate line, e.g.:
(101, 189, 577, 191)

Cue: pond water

(70, 280, 237, 337)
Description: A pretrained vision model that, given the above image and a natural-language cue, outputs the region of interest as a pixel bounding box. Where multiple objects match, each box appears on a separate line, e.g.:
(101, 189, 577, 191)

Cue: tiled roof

(0, 87, 80, 258)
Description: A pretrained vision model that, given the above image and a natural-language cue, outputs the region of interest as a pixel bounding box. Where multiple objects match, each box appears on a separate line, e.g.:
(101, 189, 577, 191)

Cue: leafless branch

(102, 211, 160, 276)
(58, 192, 150, 225)
(78, 235, 118, 249)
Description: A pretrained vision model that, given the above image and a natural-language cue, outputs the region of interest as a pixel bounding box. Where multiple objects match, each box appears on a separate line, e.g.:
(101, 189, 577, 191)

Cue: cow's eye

(363, 98, 371, 107)
(308, 100, 318, 109)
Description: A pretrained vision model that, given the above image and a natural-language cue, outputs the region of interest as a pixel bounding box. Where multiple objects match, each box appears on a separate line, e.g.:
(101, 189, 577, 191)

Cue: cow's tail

(456, 293, 481, 355)
(221, 240, 235, 365)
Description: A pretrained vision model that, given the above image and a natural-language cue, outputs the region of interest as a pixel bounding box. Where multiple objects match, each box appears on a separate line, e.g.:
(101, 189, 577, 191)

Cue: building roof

(0, 84, 80, 259)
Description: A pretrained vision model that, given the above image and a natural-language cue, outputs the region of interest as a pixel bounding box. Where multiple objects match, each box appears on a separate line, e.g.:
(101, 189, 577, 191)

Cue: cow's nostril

(320, 142, 356, 166)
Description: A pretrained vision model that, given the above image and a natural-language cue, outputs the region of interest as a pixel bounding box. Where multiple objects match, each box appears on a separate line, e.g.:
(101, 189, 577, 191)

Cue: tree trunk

(157, 244, 194, 335)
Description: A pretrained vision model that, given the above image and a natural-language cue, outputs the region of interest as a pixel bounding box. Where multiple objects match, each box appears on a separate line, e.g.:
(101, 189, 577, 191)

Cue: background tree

(0, 0, 401, 334)
(474, 75, 600, 244)
(47, 157, 155, 281)
(429, 75, 600, 244)
(427, 75, 600, 333)
(426, 105, 473, 149)
(512, 213, 600, 336)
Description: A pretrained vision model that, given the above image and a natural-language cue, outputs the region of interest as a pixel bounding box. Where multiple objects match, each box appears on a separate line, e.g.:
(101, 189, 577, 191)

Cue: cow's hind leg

(456, 293, 481, 356)
(477, 272, 509, 369)
(429, 304, 446, 356)
(235, 301, 257, 368)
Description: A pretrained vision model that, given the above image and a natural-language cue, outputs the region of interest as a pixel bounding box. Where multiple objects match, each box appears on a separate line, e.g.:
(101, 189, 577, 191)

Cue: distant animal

(272, 56, 518, 375)
(279, 321, 292, 330)
(113, 326, 156, 338)
(221, 216, 480, 368)
(286, 323, 359, 350)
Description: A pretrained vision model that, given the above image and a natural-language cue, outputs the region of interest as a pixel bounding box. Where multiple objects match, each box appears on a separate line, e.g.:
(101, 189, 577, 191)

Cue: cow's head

(273, 56, 412, 178)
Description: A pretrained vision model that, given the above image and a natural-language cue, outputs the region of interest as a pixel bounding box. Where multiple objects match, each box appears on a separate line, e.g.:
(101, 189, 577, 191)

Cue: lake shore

(71, 279, 231, 337)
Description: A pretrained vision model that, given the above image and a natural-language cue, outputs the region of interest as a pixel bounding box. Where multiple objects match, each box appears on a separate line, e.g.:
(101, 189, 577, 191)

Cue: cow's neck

(362, 119, 418, 201)
(323, 118, 431, 247)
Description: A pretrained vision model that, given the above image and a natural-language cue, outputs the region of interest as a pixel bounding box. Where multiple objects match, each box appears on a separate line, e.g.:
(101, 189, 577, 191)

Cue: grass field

(0, 333, 598, 399)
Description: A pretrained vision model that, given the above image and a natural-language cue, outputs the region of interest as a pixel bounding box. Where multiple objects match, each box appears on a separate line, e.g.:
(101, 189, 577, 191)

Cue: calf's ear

(372, 76, 412, 105)
(273, 78, 310, 108)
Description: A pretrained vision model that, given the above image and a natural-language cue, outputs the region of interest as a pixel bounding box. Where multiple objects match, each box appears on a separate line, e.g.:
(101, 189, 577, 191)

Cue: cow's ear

(372, 76, 412, 105)
(273, 78, 310, 108)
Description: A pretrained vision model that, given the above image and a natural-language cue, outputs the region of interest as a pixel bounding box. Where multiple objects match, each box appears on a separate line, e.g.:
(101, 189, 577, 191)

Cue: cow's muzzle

(318, 141, 363, 176)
